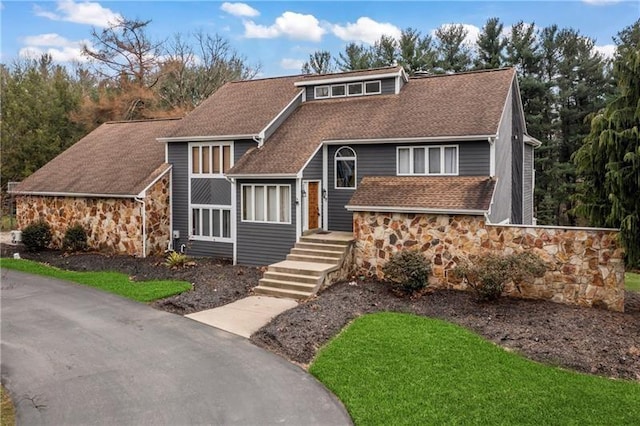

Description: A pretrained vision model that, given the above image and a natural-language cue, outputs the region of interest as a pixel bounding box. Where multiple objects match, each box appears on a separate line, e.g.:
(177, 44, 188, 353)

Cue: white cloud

(20, 33, 91, 63)
(220, 2, 259, 18)
(433, 23, 481, 47)
(19, 46, 88, 63)
(331, 17, 401, 45)
(280, 58, 304, 70)
(244, 11, 326, 42)
(34, 0, 121, 28)
(594, 44, 616, 59)
(582, 0, 621, 5)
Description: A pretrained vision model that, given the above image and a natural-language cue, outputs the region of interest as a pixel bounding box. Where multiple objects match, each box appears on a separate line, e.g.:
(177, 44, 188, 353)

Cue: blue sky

(1, 1, 638, 76)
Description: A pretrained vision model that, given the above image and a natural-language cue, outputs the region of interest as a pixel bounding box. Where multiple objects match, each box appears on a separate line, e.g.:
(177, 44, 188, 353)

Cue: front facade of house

(160, 67, 539, 266)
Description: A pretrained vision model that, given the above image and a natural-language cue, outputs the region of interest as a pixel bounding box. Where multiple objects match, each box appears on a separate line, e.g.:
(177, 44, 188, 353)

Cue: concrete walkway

(1, 270, 352, 425)
(186, 295, 298, 338)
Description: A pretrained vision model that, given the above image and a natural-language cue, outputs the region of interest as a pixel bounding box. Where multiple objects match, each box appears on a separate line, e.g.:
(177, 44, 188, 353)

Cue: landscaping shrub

(21, 220, 52, 252)
(164, 251, 189, 269)
(382, 250, 431, 295)
(455, 252, 547, 301)
(62, 223, 88, 252)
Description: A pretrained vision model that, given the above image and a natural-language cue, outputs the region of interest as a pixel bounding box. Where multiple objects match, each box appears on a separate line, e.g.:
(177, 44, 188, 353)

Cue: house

(159, 66, 540, 267)
(11, 119, 177, 256)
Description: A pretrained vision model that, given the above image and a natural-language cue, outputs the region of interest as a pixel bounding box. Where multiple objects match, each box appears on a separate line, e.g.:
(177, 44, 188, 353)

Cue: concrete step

(286, 254, 340, 265)
(263, 271, 320, 285)
(268, 260, 334, 276)
(258, 278, 317, 292)
(295, 241, 347, 252)
(290, 247, 343, 258)
(254, 285, 313, 300)
(300, 234, 353, 246)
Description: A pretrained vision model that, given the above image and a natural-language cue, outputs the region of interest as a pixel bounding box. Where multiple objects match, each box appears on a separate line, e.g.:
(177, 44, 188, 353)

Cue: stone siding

(16, 176, 170, 256)
(354, 212, 625, 311)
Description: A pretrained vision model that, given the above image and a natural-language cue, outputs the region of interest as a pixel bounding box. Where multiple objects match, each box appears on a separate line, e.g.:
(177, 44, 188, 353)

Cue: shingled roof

(346, 176, 496, 214)
(228, 68, 515, 176)
(12, 119, 178, 197)
(165, 75, 302, 139)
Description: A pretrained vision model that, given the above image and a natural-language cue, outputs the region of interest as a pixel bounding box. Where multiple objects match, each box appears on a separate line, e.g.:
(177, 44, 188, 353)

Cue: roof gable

(13, 119, 178, 197)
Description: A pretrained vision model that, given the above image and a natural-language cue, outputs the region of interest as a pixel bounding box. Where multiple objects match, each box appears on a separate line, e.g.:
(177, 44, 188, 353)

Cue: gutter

(9, 190, 138, 198)
(157, 134, 258, 143)
(134, 197, 147, 258)
(323, 135, 496, 145)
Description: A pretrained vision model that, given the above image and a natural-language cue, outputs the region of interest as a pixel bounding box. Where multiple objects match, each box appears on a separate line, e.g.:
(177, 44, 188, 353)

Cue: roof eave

(324, 135, 496, 145)
(157, 134, 258, 143)
(10, 190, 138, 198)
(225, 173, 298, 179)
(345, 205, 489, 215)
(524, 134, 542, 147)
(294, 69, 403, 87)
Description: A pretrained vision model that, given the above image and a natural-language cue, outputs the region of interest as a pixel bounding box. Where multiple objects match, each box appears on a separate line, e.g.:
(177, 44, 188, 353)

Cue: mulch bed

(5, 246, 639, 382)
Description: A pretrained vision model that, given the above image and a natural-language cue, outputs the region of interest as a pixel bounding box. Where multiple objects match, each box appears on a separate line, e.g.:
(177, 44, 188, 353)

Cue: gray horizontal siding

(186, 240, 233, 258)
(327, 141, 490, 231)
(302, 148, 323, 180)
(191, 178, 231, 205)
(234, 140, 256, 163)
(168, 143, 190, 250)
(236, 179, 297, 266)
(380, 77, 395, 95)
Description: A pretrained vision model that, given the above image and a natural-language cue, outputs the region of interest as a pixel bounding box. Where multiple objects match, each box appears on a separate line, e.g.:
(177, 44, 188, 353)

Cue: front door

(305, 181, 320, 231)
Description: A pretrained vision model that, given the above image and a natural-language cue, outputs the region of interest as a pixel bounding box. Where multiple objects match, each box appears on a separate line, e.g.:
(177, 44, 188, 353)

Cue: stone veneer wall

(354, 212, 625, 312)
(16, 175, 170, 256)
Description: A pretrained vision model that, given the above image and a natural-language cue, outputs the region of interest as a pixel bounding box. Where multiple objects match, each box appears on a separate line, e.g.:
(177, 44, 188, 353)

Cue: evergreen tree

(574, 20, 640, 266)
(371, 35, 398, 67)
(336, 43, 373, 71)
(302, 50, 334, 74)
(434, 24, 472, 72)
(397, 28, 437, 75)
(474, 17, 506, 69)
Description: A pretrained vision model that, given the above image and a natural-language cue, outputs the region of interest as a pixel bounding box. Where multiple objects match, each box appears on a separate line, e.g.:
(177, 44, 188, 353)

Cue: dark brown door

(308, 182, 319, 229)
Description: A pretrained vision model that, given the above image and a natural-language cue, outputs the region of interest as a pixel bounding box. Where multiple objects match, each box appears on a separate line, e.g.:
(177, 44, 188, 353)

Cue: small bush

(382, 250, 431, 295)
(165, 251, 189, 269)
(455, 252, 547, 301)
(62, 223, 88, 252)
(21, 220, 52, 252)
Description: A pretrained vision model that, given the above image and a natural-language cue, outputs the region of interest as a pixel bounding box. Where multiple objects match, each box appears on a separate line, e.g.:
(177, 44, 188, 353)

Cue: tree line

(1, 17, 638, 266)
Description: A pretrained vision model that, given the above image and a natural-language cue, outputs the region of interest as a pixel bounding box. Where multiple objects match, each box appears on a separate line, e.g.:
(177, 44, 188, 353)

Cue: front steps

(254, 232, 353, 299)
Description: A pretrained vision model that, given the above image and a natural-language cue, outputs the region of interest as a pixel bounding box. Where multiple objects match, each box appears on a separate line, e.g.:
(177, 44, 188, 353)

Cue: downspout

(134, 196, 146, 258)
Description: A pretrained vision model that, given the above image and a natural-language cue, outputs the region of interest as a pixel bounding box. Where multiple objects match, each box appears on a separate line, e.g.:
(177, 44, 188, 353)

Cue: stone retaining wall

(16, 176, 170, 256)
(354, 212, 625, 311)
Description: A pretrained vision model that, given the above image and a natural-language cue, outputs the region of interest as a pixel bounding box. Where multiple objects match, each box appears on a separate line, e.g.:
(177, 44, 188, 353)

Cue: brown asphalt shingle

(295, 65, 403, 83)
(347, 176, 496, 212)
(168, 75, 302, 138)
(229, 68, 515, 176)
(12, 119, 178, 196)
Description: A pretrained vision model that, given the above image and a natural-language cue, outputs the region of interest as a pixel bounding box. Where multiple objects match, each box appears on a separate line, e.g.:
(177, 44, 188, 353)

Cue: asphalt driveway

(0, 269, 351, 425)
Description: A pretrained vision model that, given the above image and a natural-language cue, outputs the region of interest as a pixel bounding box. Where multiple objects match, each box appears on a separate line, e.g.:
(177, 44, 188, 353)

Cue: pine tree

(434, 24, 472, 73)
(397, 28, 437, 75)
(475, 17, 506, 69)
(301, 51, 334, 74)
(337, 43, 373, 71)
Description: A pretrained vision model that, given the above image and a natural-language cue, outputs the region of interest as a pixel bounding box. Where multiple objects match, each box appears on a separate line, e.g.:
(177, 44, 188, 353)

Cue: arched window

(335, 147, 356, 188)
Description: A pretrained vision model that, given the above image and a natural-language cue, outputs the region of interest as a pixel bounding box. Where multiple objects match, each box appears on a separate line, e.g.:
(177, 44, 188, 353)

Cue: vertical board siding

(523, 144, 534, 225)
(327, 141, 491, 231)
(236, 179, 297, 266)
(511, 84, 524, 224)
(191, 178, 231, 205)
(489, 89, 513, 224)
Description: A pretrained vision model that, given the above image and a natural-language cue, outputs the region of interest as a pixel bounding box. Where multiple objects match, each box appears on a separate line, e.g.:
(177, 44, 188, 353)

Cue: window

(364, 80, 381, 95)
(347, 82, 363, 96)
(315, 86, 330, 99)
(191, 206, 231, 239)
(242, 185, 291, 223)
(335, 147, 356, 188)
(397, 146, 458, 175)
(191, 143, 232, 175)
(331, 84, 346, 97)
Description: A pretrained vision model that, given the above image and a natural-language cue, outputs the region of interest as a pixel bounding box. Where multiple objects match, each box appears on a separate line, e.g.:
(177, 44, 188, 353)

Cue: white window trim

(347, 82, 363, 96)
(364, 80, 382, 95)
(188, 142, 234, 177)
(240, 184, 292, 224)
(396, 145, 459, 176)
(334, 146, 357, 190)
(331, 84, 347, 98)
(189, 204, 233, 243)
(314, 85, 330, 99)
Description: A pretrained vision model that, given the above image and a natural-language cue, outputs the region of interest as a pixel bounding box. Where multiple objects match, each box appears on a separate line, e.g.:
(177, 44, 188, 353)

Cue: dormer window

(331, 84, 346, 97)
(364, 81, 381, 95)
(347, 82, 363, 96)
(315, 86, 330, 99)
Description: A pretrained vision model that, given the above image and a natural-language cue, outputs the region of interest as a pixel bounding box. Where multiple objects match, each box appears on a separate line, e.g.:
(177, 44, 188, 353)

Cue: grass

(626, 272, 640, 292)
(1, 385, 15, 426)
(1, 258, 191, 302)
(0, 215, 16, 232)
(310, 312, 640, 425)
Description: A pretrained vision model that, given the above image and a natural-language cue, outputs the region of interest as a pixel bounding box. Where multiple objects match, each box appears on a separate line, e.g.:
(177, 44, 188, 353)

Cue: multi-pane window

(314, 80, 382, 99)
(397, 146, 458, 175)
(347, 82, 363, 96)
(242, 185, 291, 223)
(335, 147, 356, 188)
(191, 144, 232, 175)
(364, 80, 381, 94)
(191, 207, 231, 239)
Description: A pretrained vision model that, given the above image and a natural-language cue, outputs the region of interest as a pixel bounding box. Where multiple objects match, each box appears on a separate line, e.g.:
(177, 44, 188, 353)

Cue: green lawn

(1, 258, 191, 302)
(310, 312, 640, 425)
(626, 272, 640, 292)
